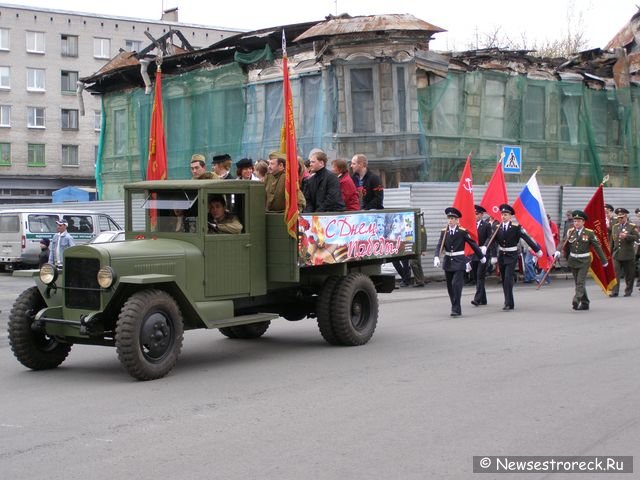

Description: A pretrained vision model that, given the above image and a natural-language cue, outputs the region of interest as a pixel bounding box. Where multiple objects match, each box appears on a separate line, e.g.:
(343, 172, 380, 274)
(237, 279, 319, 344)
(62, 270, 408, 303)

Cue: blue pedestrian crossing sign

(502, 145, 522, 174)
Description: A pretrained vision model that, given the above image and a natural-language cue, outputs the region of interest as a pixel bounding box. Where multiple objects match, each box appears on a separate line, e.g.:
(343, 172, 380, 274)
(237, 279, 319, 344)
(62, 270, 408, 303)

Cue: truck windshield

(142, 190, 198, 233)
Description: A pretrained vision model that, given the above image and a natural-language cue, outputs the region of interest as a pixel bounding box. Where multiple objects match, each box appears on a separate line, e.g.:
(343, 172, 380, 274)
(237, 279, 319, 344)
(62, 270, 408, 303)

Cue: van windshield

(27, 214, 58, 233)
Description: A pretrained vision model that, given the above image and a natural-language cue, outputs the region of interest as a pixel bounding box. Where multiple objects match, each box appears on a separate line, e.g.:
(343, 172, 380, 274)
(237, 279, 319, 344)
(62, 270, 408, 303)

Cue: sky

(0, 0, 635, 51)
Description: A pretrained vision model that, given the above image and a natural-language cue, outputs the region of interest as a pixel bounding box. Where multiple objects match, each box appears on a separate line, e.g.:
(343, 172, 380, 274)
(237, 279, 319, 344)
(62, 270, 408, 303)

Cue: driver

(207, 195, 242, 234)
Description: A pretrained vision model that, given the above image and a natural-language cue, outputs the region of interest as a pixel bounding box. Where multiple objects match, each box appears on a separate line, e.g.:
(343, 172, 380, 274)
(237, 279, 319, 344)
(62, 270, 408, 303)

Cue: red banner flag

(281, 31, 299, 239)
(583, 184, 617, 293)
(146, 66, 167, 231)
(480, 156, 509, 223)
(452, 154, 478, 255)
(146, 66, 167, 182)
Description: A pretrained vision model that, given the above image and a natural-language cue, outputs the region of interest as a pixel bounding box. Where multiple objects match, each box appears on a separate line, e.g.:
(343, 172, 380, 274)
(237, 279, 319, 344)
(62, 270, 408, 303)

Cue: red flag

(583, 184, 617, 294)
(480, 156, 509, 223)
(146, 66, 167, 231)
(146, 66, 167, 181)
(281, 31, 299, 239)
(452, 154, 478, 255)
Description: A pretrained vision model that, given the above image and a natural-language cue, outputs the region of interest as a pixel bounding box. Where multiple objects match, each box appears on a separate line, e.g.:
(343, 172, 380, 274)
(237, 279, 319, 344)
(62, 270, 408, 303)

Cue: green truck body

(8, 180, 421, 380)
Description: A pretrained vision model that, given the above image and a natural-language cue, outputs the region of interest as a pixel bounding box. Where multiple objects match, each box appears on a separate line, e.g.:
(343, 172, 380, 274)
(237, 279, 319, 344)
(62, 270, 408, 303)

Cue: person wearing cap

(470, 205, 494, 306)
(236, 158, 257, 181)
(492, 203, 541, 311)
(264, 154, 306, 212)
(605, 203, 616, 240)
(212, 154, 234, 179)
(563, 210, 608, 310)
(609, 207, 638, 297)
(434, 207, 485, 317)
(38, 238, 50, 267)
(190, 154, 214, 179)
(48, 219, 75, 267)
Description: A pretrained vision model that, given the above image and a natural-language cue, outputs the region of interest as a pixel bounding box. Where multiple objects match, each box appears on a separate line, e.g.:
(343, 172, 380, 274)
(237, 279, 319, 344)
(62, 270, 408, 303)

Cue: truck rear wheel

(219, 321, 270, 339)
(116, 290, 184, 381)
(330, 273, 378, 346)
(8, 286, 72, 370)
(317, 276, 342, 345)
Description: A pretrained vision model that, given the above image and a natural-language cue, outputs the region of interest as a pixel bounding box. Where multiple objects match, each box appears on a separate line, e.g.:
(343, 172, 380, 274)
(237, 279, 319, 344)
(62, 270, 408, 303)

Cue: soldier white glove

(480, 256, 486, 264)
(603, 262, 609, 268)
(553, 250, 561, 259)
(465, 262, 472, 273)
(480, 246, 487, 255)
(490, 257, 497, 265)
(433, 257, 441, 268)
(536, 250, 543, 258)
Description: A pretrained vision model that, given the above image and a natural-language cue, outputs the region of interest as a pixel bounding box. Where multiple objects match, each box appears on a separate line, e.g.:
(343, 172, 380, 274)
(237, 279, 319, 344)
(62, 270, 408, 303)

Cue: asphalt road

(0, 272, 639, 480)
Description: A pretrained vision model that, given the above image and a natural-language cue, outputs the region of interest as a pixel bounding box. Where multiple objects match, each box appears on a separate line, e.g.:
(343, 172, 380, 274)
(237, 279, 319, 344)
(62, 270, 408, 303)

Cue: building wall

(0, 4, 239, 203)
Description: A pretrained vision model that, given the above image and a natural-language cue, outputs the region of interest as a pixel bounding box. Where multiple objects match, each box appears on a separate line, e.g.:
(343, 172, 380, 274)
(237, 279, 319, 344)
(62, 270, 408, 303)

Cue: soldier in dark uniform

(609, 207, 639, 297)
(492, 204, 541, 311)
(563, 210, 608, 310)
(471, 205, 493, 306)
(434, 207, 485, 317)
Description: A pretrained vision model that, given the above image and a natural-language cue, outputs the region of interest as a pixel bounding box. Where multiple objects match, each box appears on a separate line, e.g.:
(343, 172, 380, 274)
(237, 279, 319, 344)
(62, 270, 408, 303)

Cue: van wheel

(330, 273, 378, 346)
(8, 286, 72, 370)
(316, 276, 342, 345)
(219, 321, 270, 339)
(116, 290, 184, 381)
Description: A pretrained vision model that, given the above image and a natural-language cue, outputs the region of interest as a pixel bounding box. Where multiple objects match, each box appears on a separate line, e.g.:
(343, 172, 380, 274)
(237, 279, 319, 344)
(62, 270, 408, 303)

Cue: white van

(0, 209, 121, 270)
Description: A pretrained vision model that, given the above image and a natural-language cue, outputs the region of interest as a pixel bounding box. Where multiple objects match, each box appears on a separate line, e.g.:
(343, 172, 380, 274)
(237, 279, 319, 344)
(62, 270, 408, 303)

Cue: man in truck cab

(207, 194, 242, 234)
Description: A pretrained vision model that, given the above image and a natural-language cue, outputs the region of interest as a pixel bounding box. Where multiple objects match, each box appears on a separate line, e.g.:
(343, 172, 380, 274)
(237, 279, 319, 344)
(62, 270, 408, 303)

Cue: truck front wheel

(330, 273, 378, 346)
(116, 290, 184, 381)
(8, 286, 72, 370)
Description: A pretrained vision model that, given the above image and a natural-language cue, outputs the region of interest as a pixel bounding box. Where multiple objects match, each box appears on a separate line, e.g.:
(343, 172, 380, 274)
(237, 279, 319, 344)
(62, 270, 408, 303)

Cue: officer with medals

(434, 207, 485, 317)
(471, 205, 494, 307)
(563, 210, 608, 310)
(609, 207, 639, 297)
(492, 204, 541, 311)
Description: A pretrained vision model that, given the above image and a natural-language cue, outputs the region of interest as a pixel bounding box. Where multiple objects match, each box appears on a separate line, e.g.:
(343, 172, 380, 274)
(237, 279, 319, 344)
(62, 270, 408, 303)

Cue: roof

(294, 13, 445, 42)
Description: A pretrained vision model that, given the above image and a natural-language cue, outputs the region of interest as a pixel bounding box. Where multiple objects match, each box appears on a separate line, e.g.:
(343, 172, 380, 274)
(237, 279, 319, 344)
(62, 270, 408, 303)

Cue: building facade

(0, 3, 239, 203)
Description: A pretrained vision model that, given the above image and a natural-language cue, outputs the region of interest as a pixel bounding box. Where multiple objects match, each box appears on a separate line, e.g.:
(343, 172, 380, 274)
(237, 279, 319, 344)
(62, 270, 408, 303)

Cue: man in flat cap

(190, 154, 214, 179)
(563, 210, 608, 310)
(470, 204, 494, 306)
(609, 207, 638, 297)
(212, 154, 234, 180)
(48, 219, 75, 268)
(434, 207, 485, 317)
(492, 203, 541, 311)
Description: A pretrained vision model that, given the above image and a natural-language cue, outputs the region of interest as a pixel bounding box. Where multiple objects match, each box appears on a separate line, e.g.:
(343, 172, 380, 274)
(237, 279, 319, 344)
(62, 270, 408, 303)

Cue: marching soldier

(471, 205, 494, 306)
(609, 207, 639, 297)
(492, 204, 541, 311)
(563, 210, 608, 310)
(434, 207, 485, 317)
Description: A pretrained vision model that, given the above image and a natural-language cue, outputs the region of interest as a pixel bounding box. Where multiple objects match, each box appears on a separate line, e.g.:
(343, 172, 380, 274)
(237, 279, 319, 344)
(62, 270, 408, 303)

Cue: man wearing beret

(470, 204, 494, 306)
(563, 210, 608, 310)
(212, 154, 234, 180)
(609, 207, 638, 297)
(434, 207, 485, 317)
(492, 203, 541, 311)
(190, 154, 214, 179)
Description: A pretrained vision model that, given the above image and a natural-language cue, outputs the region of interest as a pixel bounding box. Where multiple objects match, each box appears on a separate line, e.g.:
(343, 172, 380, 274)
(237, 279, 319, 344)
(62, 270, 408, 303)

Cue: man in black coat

(434, 207, 485, 317)
(350, 153, 384, 210)
(303, 151, 345, 212)
(471, 205, 494, 306)
(492, 204, 541, 311)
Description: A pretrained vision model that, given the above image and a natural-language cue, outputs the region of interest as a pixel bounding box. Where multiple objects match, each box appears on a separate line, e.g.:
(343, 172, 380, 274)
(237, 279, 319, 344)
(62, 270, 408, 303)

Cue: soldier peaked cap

(605, 203, 614, 211)
(474, 204, 486, 214)
(615, 207, 629, 215)
(212, 153, 231, 164)
(191, 153, 205, 163)
(499, 204, 515, 215)
(445, 207, 462, 218)
(572, 210, 588, 221)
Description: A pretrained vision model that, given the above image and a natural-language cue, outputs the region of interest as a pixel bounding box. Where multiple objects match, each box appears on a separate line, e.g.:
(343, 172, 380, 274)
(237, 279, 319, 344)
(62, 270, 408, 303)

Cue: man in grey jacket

(48, 219, 75, 267)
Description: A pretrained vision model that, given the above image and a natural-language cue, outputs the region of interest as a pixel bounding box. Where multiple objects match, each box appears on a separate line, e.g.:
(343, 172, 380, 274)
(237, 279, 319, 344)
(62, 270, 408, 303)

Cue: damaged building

(82, 12, 640, 199)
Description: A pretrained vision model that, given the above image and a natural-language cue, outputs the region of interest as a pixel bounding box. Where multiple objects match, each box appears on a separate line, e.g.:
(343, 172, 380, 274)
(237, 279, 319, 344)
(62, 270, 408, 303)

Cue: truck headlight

(39, 263, 58, 285)
(97, 267, 116, 289)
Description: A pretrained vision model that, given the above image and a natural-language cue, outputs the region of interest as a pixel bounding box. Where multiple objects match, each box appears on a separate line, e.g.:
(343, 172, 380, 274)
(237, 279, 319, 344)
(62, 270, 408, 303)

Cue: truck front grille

(65, 258, 101, 310)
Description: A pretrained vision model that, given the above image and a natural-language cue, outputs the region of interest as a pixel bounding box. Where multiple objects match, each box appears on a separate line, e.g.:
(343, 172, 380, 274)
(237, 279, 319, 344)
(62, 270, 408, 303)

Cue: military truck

(8, 180, 421, 380)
